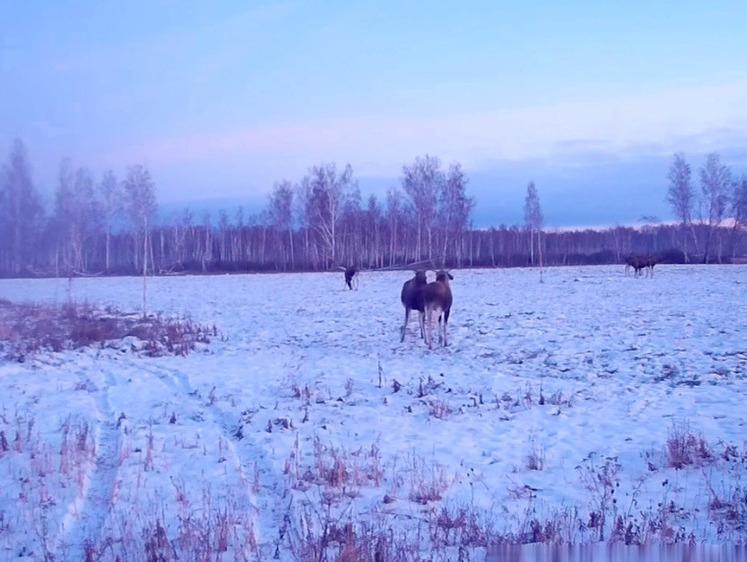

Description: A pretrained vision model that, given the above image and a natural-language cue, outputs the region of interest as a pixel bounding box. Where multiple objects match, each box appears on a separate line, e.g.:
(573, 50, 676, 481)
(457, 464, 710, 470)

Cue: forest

(1, 139, 746, 278)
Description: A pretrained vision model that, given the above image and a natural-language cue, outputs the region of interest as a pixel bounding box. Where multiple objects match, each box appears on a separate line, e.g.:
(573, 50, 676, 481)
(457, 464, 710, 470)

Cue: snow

(1, 265, 746, 560)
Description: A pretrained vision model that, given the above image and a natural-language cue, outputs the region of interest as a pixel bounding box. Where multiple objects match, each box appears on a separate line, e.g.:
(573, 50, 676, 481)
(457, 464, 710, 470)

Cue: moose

(624, 255, 658, 278)
(343, 267, 360, 290)
(400, 270, 428, 342)
(423, 270, 454, 349)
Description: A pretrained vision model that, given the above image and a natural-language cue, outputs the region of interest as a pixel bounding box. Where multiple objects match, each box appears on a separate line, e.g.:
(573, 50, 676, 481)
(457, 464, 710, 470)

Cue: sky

(2, 1, 747, 227)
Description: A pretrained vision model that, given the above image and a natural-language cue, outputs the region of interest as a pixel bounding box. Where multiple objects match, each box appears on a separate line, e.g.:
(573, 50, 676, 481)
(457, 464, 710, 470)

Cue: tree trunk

(105, 227, 111, 271)
(529, 227, 534, 265)
(142, 224, 148, 316)
(538, 230, 544, 283)
(288, 226, 295, 270)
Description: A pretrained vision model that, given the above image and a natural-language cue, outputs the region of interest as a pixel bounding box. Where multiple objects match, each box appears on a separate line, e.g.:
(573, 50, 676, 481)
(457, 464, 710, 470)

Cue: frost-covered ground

(1, 265, 746, 560)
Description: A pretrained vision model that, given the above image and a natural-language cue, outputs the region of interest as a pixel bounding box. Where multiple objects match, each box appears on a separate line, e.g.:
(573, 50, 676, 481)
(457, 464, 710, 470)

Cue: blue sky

(2, 1, 746, 226)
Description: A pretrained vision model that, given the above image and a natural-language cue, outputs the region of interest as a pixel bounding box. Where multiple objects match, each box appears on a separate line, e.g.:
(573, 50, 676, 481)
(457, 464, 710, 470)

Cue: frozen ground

(1, 265, 746, 560)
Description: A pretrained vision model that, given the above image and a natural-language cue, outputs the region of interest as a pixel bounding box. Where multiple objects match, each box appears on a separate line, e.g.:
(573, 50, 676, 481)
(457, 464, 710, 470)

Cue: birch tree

(339, 183, 361, 268)
(99, 170, 122, 272)
(270, 180, 295, 270)
(524, 182, 543, 264)
(365, 194, 383, 268)
(54, 159, 76, 273)
(124, 164, 157, 314)
(731, 176, 747, 258)
(0, 139, 43, 275)
(523, 181, 544, 281)
(439, 163, 473, 267)
(304, 162, 355, 268)
(699, 153, 730, 263)
(666, 153, 697, 261)
(54, 162, 102, 275)
(402, 155, 442, 262)
(386, 188, 404, 266)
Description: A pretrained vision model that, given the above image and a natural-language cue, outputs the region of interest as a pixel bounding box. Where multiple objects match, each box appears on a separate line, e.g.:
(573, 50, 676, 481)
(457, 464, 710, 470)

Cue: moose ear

(448, 272, 454, 280)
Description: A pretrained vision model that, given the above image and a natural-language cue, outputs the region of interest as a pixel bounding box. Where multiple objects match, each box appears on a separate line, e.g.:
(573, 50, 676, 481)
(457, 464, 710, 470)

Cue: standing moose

(624, 255, 658, 278)
(400, 270, 428, 342)
(423, 270, 454, 349)
(343, 267, 359, 290)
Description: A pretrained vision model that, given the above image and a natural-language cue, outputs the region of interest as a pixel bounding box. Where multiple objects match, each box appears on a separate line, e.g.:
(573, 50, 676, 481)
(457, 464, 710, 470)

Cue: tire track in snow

(179, 367, 291, 558)
(61, 368, 122, 559)
(200, 361, 297, 557)
(140, 360, 287, 557)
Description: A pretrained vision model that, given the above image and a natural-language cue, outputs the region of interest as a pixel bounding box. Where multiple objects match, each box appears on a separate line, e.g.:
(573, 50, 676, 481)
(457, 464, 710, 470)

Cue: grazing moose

(344, 267, 359, 290)
(625, 255, 658, 278)
(423, 270, 454, 349)
(400, 270, 428, 342)
(640, 256, 658, 277)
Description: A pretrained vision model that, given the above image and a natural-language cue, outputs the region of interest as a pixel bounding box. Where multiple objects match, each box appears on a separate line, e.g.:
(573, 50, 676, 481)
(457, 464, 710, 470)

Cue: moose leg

(424, 309, 433, 349)
(401, 309, 411, 342)
(443, 310, 450, 347)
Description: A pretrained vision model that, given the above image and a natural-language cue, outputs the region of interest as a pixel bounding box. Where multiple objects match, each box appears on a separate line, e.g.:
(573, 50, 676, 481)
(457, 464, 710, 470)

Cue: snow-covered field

(1, 265, 746, 560)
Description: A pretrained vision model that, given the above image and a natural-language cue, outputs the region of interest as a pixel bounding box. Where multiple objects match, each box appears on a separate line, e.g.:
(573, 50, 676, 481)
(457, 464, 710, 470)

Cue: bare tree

(171, 207, 193, 267)
(439, 163, 473, 267)
(365, 194, 383, 268)
(731, 175, 747, 259)
(402, 155, 442, 262)
(218, 209, 230, 263)
(699, 153, 731, 263)
(55, 163, 100, 274)
(99, 170, 122, 272)
(0, 139, 43, 275)
(297, 180, 318, 269)
(269, 180, 295, 270)
(124, 164, 157, 314)
(53, 159, 76, 274)
(524, 181, 544, 281)
(303, 162, 355, 269)
(199, 211, 213, 271)
(386, 188, 404, 266)
(76, 167, 101, 270)
(666, 153, 697, 261)
(339, 183, 361, 268)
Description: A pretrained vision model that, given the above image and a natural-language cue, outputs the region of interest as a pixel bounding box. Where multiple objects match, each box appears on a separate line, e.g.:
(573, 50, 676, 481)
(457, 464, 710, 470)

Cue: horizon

(2, 2, 747, 226)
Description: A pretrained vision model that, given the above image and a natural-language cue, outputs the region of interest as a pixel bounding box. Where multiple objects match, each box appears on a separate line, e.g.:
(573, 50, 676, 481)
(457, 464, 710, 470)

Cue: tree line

(0, 139, 745, 278)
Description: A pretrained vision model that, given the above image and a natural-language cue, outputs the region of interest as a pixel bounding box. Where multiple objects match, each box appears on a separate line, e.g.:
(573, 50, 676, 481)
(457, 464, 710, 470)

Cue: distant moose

(624, 255, 659, 278)
(343, 266, 360, 290)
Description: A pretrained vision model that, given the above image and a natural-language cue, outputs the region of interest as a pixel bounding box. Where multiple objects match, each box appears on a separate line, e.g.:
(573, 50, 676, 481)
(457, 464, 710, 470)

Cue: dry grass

(408, 456, 452, 505)
(526, 439, 545, 471)
(0, 300, 213, 360)
(428, 399, 452, 420)
(666, 421, 713, 469)
(284, 436, 384, 498)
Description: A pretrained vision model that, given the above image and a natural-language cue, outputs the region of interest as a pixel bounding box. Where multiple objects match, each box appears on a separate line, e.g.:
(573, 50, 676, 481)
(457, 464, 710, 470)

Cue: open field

(1, 265, 746, 560)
